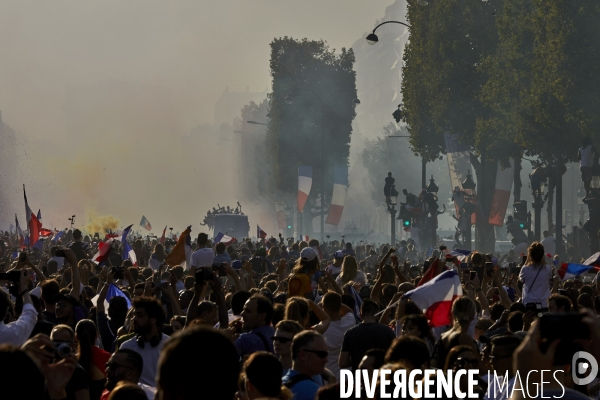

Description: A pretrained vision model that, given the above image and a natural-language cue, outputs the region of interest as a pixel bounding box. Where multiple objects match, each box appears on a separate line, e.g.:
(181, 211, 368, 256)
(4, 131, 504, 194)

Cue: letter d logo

(572, 351, 598, 386)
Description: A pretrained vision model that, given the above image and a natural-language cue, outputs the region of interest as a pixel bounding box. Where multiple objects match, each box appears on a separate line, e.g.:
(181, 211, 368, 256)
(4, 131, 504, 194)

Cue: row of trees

(401, 0, 600, 252)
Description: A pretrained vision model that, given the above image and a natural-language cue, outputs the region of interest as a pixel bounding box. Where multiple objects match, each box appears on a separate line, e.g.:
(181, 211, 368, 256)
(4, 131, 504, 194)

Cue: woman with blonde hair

(431, 296, 478, 368)
(519, 241, 552, 310)
(284, 297, 330, 334)
(336, 255, 366, 287)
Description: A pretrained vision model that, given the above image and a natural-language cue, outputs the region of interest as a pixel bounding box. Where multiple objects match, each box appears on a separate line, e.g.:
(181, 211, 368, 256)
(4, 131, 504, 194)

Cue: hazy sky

(0, 0, 394, 138)
(0, 0, 399, 233)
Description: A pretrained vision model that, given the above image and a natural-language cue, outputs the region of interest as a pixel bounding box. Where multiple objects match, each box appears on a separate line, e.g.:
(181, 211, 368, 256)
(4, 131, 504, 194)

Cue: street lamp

(578, 185, 586, 225)
(366, 21, 411, 45)
(284, 88, 360, 242)
(532, 179, 546, 242)
(461, 171, 476, 250)
(425, 175, 439, 248)
(389, 185, 399, 245)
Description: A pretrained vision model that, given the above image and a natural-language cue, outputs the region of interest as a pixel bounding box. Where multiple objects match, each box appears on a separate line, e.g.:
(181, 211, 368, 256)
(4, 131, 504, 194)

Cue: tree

(267, 37, 358, 235)
(401, 0, 504, 252)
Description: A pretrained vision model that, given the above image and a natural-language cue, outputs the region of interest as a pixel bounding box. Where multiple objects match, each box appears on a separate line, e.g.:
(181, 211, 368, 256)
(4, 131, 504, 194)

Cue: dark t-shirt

(66, 364, 90, 400)
(68, 241, 90, 262)
(97, 310, 121, 353)
(341, 322, 396, 371)
(42, 310, 59, 325)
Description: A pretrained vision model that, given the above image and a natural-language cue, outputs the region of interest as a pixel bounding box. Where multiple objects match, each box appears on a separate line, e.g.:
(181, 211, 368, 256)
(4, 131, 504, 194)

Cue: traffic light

(519, 222, 526, 229)
(403, 218, 411, 228)
(287, 225, 292, 229)
(392, 105, 403, 123)
(513, 201, 528, 222)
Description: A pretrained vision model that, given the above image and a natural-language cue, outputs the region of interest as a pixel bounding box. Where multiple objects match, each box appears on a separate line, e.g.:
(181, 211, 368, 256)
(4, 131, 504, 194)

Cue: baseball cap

(300, 247, 317, 262)
(334, 250, 344, 259)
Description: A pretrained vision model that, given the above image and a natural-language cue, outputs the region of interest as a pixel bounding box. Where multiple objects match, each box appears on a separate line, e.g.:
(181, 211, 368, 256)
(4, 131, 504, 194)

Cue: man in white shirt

(120, 296, 170, 387)
(191, 233, 215, 269)
(0, 270, 37, 346)
(541, 230, 555, 257)
(320, 292, 356, 382)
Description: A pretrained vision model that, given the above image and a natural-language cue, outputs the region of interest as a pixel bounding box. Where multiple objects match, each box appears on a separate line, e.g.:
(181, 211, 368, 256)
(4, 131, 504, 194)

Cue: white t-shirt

(322, 312, 356, 381)
(191, 248, 215, 268)
(541, 236, 556, 256)
(336, 270, 366, 286)
(519, 264, 552, 307)
(120, 333, 170, 387)
(325, 264, 341, 276)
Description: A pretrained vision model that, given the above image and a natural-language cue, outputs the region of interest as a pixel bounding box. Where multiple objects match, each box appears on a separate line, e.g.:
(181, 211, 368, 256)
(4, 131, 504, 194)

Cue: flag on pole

(24, 185, 42, 246)
(488, 160, 514, 226)
(446, 249, 471, 261)
(40, 229, 53, 237)
(15, 214, 25, 249)
(121, 225, 137, 265)
(37, 210, 42, 223)
(297, 166, 312, 213)
(257, 225, 267, 239)
(326, 166, 348, 225)
(405, 270, 463, 327)
(160, 226, 167, 244)
(139, 216, 152, 231)
(165, 226, 192, 270)
(92, 238, 114, 265)
(557, 263, 600, 281)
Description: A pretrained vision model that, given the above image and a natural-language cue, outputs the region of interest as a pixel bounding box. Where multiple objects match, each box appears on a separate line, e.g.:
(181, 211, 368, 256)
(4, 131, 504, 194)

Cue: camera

(212, 263, 227, 277)
(45, 342, 71, 359)
(112, 266, 124, 280)
(195, 267, 214, 284)
(0, 270, 22, 296)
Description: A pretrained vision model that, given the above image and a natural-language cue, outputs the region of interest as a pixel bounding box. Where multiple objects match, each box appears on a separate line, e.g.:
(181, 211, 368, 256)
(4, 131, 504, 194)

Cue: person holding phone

(518, 242, 552, 311)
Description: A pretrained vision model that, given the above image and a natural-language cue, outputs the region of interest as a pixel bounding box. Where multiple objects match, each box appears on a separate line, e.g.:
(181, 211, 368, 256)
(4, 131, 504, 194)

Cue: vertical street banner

(275, 202, 286, 229)
(488, 160, 514, 226)
(326, 166, 349, 225)
(297, 166, 312, 213)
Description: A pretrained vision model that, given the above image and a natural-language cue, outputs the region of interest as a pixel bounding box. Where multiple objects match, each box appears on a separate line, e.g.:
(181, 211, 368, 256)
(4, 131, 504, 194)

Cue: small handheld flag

(257, 225, 267, 239)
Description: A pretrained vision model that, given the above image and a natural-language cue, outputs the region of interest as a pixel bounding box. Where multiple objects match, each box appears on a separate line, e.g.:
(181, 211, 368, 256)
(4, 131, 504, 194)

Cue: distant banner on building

(275, 202, 286, 229)
(298, 166, 312, 213)
(326, 166, 348, 225)
(488, 159, 514, 226)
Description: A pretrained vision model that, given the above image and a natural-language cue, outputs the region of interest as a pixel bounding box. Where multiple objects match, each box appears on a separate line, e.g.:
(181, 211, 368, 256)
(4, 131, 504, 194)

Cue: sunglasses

(302, 349, 329, 358)
(271, 336, 292, 344)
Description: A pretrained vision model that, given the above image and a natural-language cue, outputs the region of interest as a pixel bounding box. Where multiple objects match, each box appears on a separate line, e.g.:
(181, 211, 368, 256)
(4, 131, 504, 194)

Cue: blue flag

(105, 283, 132, 309)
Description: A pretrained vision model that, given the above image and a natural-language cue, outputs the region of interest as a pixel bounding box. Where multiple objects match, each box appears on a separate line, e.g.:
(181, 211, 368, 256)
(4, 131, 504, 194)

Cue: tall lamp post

(284, 89, 360, 242)
(461, 171, 476, 250)
(389, 186, 399, 245)
(425, 175, 439, 248)
(532, 180, 546, 242)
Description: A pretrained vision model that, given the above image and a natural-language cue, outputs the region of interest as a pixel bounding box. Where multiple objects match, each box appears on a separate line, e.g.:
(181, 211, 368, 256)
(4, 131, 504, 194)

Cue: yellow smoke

(84, 212, 120, 234)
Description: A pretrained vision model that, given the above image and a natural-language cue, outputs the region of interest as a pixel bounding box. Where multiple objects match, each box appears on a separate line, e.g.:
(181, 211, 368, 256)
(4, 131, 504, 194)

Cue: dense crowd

(1, 228, 600, 399)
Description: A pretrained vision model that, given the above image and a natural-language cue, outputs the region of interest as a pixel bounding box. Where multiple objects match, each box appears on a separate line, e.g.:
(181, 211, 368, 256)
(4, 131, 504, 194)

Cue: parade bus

(213, 214, 250, 239)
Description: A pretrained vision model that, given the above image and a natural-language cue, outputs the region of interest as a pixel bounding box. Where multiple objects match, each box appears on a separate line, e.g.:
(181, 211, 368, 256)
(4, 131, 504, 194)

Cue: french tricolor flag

(23, 185, 41, 246)
(297, 166, 312, 213)
(325, 166, 348, 225)
(120, 225, 137, 265)
(446, 249, 471, 261)
(488, 160, 514, 226)
(557, 262, 600, 281)
(214, 232, 237, 246)
(92, 238, 115, 265)
(404, 270, 463, 327)
(160, 225, 167, 244)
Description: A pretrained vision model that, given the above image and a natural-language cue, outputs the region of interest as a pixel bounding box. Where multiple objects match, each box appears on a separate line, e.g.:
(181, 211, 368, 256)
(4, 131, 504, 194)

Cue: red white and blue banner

(488, 160, 514, 226)
(92, 238, 114, 265)
(404, 270, 463, 327)
(139, 215, 152, 231)
(325, 166, 348, 225)
(297, 166, 312, 213)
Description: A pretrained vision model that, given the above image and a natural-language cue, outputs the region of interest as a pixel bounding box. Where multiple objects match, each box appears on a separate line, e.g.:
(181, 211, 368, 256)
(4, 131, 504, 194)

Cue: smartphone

(485, 262, 494, 276)
(0, 270, 21, 282)
(540, 313, 590, 365)
(56, 249, 66, 258)
(470, 271, 477, 281)
(212, 263, 227, 277)
(195, 266, 214, 283)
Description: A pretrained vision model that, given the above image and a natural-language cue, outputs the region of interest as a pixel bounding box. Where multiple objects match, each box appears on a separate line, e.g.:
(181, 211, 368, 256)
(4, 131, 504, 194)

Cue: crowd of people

(1, 227, 600, 399)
